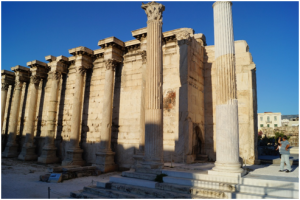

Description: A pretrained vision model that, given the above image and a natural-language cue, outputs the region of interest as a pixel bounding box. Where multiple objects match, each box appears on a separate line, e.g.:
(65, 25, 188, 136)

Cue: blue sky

(1, 1, 299, 115)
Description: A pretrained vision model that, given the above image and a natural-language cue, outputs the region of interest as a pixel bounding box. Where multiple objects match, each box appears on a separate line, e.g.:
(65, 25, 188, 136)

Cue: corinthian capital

(105, 59, 119, 71)
(142, 1, 165, 22)
(176, 31, 191, 45)
(30, 75, 41, 84)
(49, 72, 62, 80)
(1, 83, 9, 91)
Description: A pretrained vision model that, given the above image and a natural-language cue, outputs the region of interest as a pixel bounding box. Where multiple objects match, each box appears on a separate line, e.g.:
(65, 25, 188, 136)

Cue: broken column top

(27, 60, 48, 68)
(98, 36, 124, 49)
(69, 46, 94, 56)
(213, 1, 232, 8)
(194, 33, 207, 46)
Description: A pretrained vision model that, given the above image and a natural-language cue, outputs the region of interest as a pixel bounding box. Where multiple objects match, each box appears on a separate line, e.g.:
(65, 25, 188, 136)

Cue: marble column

(208, 1, 245, 176)
(38, 56, 67, 164)
(141, 1, 165, 169)
(94, 59, 119, 172)
(19, 61, 48, 161)
(1, 70, 15, 129)
(62, 47, 93, 166)
(3, 66, 30, 158)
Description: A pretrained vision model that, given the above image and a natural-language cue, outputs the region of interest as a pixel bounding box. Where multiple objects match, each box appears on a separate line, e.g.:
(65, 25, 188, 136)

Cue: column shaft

(3, 82, 23, 157)
(1, 88, 8, 127)
(38, 74, 60, 164)
(99, 68, 114, 151)
(69, 72, 84, 149)
(209, 1, 244, 175)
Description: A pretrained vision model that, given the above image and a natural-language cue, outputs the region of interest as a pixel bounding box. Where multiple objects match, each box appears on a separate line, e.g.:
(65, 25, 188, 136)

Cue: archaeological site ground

(1, 1, 298, 199)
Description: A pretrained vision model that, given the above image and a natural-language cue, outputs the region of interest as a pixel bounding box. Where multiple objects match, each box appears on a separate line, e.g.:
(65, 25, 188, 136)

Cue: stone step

(110, 175, 157, 188)
(135, 168, 162, 175)
(122, 171, 157, 181)
(110, 182, 214, 199)
(163, 176, 298, 199)
(70, 190, 109, 199)
(233, 192, 291, 199)
(83, 185, 144, 199)
(157, 180, 235, 193)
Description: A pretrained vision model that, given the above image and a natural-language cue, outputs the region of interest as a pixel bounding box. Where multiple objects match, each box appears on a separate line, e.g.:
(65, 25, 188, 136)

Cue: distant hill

(282, 115, 299, 120)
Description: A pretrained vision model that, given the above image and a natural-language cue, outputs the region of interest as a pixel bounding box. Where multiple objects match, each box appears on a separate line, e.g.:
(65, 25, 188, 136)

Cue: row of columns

(1, 44, 121, 172)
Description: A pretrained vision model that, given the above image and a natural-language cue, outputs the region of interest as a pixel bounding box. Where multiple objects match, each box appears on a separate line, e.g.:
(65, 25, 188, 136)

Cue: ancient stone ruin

(1, 1, 258, 174)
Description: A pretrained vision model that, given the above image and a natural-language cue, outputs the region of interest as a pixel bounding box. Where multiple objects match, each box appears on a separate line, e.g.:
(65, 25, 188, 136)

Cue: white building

(258, 112, 282, 130)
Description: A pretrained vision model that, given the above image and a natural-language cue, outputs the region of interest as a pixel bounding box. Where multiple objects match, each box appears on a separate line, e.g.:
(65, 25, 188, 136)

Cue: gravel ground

(1, 158, 121, 199)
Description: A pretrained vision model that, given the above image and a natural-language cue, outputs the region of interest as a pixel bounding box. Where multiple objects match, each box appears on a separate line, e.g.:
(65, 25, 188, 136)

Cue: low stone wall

(260, 126, 299, 147)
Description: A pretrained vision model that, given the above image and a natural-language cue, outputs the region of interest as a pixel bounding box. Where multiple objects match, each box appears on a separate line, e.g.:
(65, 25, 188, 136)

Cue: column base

(132, 152, 144, 169)
(18, 146, 37, 161)
(93, 151, 117, 173)
(38, 147, 59, 164)
(2, 143, 18, 158)
(208, 162, 246, 177)
(62, 148, 85, 166)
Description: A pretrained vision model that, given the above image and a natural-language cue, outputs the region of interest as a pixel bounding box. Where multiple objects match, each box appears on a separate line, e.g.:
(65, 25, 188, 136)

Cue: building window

(267, 124, 270, 127)
(260, 124, 263, 127)
(274, 116, 277, 121)
(260, 117, 263, 121)
(274, 124, 278, 127)
(267, 116, 270, 121)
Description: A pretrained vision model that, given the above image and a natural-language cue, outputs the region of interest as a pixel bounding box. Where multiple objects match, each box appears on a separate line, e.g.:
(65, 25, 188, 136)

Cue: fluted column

(1, 70, 15, 129)
(38, 56, 68, 164)
(3, 66, 30, 157)
(19, 61, 48, 161)
(94, 59, 119, 172)
(141, 1, 165, 169)
(62, 47, 93, 166)
(208, 1, 244, 176)
(1, 84, 9, 127)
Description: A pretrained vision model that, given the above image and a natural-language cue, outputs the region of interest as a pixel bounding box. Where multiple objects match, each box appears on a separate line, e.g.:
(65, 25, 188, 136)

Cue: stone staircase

(70, 168, 299, 199)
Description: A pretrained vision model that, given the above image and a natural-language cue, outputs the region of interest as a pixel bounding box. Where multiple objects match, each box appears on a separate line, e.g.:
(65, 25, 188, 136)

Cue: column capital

(98, 37, 124, 62)
(1, 70, 15, 89)
(213, 1, 232, 8)
(47, 55, 69, 75)
(142, 1, 165, 22)
(175, 30, 192, 45)
(27, 60, 49, 80)
(105, 59, 120, 71)
(11, 65, 31, 83)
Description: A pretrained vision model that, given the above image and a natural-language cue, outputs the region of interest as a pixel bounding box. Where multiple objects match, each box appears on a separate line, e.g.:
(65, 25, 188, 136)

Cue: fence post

(48, 187, 50, 199)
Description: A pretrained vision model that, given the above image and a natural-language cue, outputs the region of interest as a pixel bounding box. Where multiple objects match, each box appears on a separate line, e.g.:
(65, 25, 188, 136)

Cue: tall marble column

(62, 47, 93, 166)
(19, 60, 48, 161)
(3, 66, 30, 158)
(141, 1, 165, 169)
(94, 59, 119, 172)
(95, 37, 124, 172)
(1, 70, 15, 128)
(208, 1, 245, 176)
(38, 56, 68, 164)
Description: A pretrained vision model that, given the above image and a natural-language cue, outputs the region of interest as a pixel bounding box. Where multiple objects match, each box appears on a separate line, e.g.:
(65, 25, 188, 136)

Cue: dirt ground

(1, 158, 121, 199)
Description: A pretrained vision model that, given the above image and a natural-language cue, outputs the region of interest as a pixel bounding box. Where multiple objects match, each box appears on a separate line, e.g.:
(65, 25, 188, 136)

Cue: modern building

(257, 112, 282, 130)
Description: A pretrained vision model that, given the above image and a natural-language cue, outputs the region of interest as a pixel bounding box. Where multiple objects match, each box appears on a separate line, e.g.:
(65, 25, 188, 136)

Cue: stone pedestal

(208, 1, 244, 176)
(62, 47, 93, 166)
(94, 151, 117, 173)
(19, 60, 48, 161)
(3, 66, 30, 158)
(140, 1, 165, 169)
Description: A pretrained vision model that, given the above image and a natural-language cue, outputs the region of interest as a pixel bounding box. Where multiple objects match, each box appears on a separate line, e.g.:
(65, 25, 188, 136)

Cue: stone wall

(261, 126, 299, 147)
(203, 40, 258, 164)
